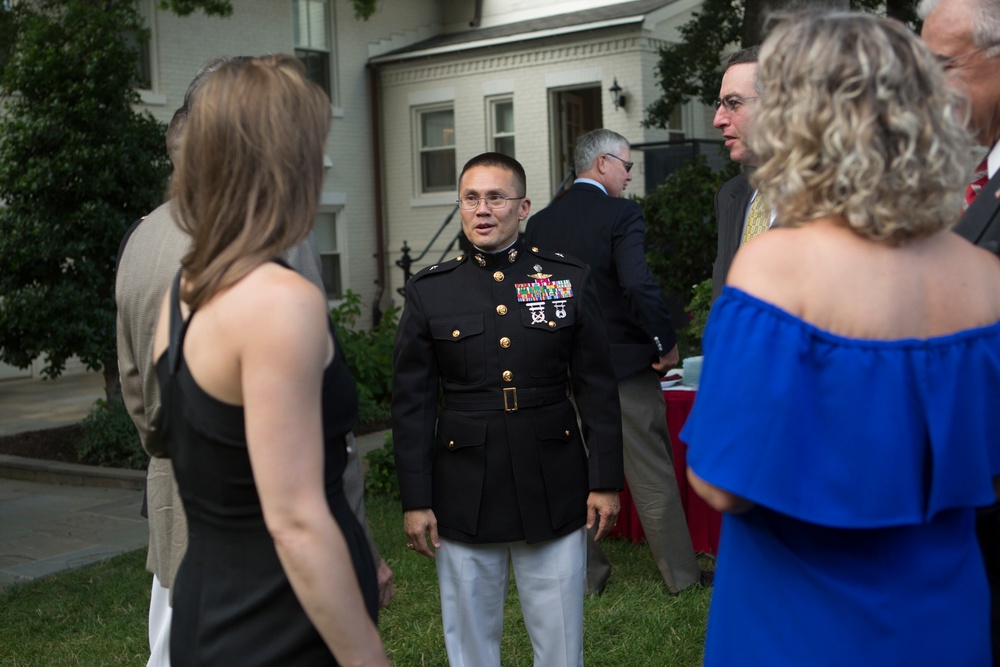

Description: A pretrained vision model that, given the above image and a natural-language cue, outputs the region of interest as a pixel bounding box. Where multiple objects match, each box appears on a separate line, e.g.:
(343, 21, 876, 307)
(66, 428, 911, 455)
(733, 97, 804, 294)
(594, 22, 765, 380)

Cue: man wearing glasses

(921, 0, 1000, 662)
(526, 129, 705, 597)
(712, 46, 766, 302)
(392, 152, 623, 666)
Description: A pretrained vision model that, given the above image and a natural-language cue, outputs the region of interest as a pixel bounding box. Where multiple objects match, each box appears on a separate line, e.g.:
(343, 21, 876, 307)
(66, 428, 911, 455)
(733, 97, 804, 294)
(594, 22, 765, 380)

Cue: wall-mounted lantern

(609, 78, 626, 111)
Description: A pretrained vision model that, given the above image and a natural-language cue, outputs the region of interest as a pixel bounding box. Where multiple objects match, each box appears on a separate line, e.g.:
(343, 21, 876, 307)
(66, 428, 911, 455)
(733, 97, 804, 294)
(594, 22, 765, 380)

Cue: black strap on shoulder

(167, 268, 190, 375)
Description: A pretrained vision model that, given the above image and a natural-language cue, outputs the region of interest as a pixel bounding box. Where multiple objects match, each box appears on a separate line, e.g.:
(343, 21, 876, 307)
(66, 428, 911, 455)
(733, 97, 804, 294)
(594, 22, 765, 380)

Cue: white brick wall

(141, 0, 710, 314)
(377, 4, 703, 297)
(140, 0, 446, 321)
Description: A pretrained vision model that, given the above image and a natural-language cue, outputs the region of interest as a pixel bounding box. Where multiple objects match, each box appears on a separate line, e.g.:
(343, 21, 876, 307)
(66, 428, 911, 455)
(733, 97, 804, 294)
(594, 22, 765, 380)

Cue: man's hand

(652, 344, 680, 373)
(403, 508, 440, 558)
(586, 490, 621, 542)
(376, 558, 394, 609)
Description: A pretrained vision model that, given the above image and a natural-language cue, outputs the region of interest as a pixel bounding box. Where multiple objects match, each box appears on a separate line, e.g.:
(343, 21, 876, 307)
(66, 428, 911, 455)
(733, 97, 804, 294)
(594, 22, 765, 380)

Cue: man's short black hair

(725, 45, 760, 70)
(459, 152, 527, 196)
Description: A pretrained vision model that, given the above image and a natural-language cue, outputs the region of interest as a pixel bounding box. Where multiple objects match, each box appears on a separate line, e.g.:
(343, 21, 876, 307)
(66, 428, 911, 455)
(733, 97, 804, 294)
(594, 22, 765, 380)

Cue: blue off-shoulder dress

(682, 287, 1000, 667)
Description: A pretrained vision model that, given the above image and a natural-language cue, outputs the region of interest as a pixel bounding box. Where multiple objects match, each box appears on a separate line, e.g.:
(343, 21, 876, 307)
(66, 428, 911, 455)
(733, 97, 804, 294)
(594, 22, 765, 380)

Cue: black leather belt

(444, 386, 568, 413)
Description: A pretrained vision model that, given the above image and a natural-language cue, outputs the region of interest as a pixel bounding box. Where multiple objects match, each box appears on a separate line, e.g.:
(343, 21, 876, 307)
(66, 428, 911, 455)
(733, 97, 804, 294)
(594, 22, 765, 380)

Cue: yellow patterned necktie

(741, 192, 769, 245)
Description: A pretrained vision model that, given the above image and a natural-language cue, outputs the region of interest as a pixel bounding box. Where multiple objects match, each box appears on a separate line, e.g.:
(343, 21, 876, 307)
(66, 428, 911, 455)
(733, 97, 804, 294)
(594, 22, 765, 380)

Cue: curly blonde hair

(173, 54, 330, 310)
(751, 12, 972, 244)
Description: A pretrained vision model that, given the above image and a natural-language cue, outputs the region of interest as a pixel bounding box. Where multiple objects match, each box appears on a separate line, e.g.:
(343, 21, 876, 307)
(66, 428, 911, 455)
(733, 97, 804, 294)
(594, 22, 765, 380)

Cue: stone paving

(0, 372, 105, 436)
(0, 372, 145, 591)
(0, 371, 389, 592)
(0, 478, 146, 591)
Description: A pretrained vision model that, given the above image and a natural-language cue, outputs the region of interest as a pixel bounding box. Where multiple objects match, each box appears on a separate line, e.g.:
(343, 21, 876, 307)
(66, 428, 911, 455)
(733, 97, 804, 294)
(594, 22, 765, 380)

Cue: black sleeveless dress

(156, 263, 377, 666)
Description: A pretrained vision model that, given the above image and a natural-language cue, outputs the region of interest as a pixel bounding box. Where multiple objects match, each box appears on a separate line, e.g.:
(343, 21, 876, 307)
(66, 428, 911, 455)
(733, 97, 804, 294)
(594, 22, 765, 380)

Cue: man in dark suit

(525, 129, 703, 595)
(712, 46, 764, 301)
(922, 0, 1000, 661)
(392, 152, 623, 667)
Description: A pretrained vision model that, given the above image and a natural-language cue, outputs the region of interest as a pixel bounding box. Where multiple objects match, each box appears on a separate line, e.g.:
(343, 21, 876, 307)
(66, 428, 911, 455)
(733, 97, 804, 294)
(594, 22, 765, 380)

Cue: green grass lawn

(0, 495, 712, 666)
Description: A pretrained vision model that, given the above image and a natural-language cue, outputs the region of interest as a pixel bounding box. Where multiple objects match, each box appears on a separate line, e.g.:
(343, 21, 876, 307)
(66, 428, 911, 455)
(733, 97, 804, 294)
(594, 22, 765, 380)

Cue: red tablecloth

(608, 388, 721, 555)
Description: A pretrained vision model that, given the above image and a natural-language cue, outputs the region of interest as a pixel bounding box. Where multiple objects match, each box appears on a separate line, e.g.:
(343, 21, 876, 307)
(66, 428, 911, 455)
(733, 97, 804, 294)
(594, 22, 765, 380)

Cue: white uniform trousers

(147, 574, 171, 667)
(436, 527, 586, 667)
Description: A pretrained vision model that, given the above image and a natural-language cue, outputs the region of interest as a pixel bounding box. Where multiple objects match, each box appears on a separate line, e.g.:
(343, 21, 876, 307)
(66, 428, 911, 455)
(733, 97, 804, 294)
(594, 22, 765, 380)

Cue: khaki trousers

(588, 368, 700, 593)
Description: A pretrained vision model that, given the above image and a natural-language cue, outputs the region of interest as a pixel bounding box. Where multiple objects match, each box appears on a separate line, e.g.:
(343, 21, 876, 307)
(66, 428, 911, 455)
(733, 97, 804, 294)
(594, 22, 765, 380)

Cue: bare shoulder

(726, 220, 859, 316)
(937, 232, 1000, 314)
(225, 263, 329, 339)
(942, 229, 1000, 272)
(725, 226, 805, 300)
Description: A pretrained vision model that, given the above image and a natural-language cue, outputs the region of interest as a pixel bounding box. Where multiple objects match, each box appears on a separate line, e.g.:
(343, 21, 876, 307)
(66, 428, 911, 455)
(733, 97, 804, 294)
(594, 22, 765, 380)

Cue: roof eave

(369, 15, 644, 66)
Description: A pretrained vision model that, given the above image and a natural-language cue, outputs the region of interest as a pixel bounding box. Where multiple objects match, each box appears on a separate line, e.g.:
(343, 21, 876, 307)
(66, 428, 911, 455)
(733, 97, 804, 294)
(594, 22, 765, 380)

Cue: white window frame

(313, 197, 347, 302)
(487, 96, 515, 158)
(131, 0, 165, 105)
(292, 0, 333, 100)
(668, 104, 685, 141)
(414, 104, 456, 196)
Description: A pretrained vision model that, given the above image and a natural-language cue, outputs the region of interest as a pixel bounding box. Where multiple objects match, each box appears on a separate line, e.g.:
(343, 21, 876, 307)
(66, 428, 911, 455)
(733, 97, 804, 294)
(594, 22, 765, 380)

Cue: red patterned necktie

(965, 157, 989, 209)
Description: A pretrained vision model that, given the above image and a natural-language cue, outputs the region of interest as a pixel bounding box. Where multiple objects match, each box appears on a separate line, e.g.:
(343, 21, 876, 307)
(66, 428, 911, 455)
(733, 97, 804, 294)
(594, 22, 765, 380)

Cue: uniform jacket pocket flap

(430, 314, 484, 342)
(532, 411, 575, 442)
(437, 412, 488, 450)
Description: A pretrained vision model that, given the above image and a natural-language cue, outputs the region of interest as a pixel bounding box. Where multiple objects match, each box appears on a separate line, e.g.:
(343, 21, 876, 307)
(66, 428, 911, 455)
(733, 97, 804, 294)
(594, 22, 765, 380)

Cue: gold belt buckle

(503, 387, 518, 412)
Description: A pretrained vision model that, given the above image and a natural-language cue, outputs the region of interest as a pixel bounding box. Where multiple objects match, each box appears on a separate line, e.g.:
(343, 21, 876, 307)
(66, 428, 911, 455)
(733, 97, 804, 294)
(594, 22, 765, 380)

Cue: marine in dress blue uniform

(392, 153, 623, 667)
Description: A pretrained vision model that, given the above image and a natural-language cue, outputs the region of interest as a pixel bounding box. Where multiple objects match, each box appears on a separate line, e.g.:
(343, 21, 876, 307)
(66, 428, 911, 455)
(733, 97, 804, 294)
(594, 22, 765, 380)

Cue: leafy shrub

(639, 155, 739, 300)
(364, 431, 398, 499)
(331, 290, 398, 433)
(77, 399, 147, 470)
(685, 278, 714, 355)
(357, 395, 391, 435)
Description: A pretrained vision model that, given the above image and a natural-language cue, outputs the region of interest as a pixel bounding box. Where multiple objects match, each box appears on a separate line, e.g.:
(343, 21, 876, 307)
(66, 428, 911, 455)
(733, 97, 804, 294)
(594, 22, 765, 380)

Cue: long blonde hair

(173, 54, 330, 309)
(752, 12, 972, 244)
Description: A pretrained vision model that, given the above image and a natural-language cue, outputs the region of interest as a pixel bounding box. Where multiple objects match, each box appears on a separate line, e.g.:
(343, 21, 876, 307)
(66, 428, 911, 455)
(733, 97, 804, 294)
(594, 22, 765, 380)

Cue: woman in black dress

(152, 54, 388, 666)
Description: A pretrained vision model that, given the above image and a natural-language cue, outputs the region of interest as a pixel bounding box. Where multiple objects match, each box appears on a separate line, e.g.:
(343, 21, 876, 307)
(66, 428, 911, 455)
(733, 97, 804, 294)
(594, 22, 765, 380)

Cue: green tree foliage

(158, 0, 233, 16)
(158, 0, 380, 20)
(0, 4, 16, 75)
(364, 432, 398, 499)
(331, 291, 399, 431)
(0, 0, 171, 398)
(643, 0, 743, 128)
(639, 155, 739, 302)
(685, 278, 714, 354)
(348, 0, 380, 20)
(643, 0, 919, 129)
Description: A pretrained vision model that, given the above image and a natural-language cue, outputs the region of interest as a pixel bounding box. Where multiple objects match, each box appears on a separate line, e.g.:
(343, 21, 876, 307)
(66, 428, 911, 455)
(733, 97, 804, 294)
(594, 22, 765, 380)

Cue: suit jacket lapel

(723, 172, 753, 260)
(954, 169, 1000, 246)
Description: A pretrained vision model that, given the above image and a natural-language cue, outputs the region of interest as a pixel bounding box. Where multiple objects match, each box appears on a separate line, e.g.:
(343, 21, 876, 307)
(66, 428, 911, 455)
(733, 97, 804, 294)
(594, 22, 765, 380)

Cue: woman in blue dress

(682, 12, 1000, 666)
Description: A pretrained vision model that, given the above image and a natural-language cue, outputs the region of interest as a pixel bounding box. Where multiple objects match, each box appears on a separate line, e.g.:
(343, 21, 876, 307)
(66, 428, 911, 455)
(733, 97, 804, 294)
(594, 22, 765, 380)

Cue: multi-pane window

(418, 107, 456, 193)
(313, 212, 343, 300)
(123, 0, 152, 89)
(669, 104, 685, 141)
(489, 98, 515, 157)
(293, 0, 330, 97)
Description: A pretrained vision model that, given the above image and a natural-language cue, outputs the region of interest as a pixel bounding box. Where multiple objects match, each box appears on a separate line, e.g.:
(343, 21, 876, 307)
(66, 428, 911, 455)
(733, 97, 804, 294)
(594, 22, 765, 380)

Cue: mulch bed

(0, 425, 82, 463)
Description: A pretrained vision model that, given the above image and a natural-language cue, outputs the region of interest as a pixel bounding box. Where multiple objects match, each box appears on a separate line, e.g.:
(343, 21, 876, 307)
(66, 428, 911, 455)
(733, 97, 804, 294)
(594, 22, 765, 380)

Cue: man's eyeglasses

(937, 42, 1000, 71)
(603, 153, 633, 173)
(457, 194, 525, 210)
(714, 96, 758, 113)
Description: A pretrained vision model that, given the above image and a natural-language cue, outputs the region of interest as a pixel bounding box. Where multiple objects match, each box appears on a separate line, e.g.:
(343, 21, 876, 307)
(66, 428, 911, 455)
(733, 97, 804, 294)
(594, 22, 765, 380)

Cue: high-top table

(608, 386, 722, 555)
